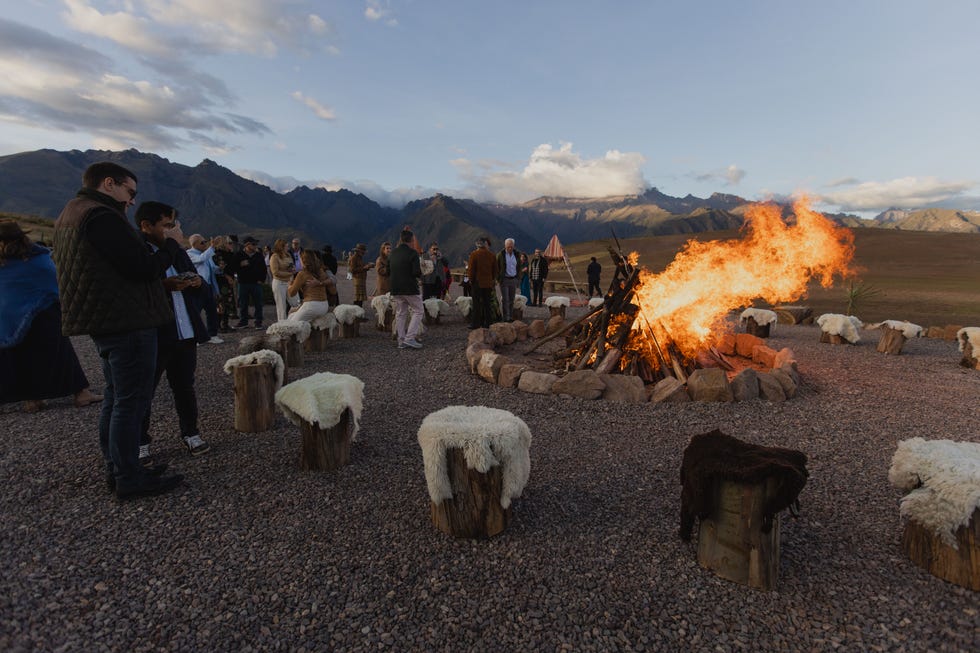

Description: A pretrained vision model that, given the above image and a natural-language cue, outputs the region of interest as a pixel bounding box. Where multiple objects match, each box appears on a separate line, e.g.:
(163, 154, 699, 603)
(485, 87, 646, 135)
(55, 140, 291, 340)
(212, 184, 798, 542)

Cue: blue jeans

(237, 282, 264, 326)
(92, 329, 158, 482)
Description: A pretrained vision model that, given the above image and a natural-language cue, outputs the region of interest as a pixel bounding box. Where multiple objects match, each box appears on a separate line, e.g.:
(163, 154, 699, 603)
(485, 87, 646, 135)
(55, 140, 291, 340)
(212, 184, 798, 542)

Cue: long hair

(273, 238, 288, 258)
(378, 241, 392, 257)
(300, 249, 323, 278)
(0, 233, 32, 265)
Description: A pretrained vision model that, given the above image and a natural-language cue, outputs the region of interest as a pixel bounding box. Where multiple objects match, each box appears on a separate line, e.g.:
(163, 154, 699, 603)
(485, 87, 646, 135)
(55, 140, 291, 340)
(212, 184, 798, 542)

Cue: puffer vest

(53, 195, 173, 336)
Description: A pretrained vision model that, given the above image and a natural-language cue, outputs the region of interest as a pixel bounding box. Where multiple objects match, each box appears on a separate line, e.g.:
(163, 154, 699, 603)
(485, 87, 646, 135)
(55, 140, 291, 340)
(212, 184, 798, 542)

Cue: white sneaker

(139, 444, 151, 460)
(208, 336, 224, 344)
(184, 434, 211, 456)
(403, 338, 423, 349)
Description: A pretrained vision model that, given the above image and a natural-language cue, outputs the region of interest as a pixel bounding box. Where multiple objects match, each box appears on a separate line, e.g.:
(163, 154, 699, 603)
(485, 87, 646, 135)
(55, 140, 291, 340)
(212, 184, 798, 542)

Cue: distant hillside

(285, 186, 401, 249)
(872, 207, 980, 233)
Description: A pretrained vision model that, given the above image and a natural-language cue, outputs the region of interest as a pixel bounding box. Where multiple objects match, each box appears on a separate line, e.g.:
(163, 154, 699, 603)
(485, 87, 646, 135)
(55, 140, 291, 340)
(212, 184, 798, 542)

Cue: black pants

(141, 336, 199, 444)
(471, 287, 493, 328)
(422, 282, 442, 301)
(531, 280, 545, 306)
(588, 279, 601, 297)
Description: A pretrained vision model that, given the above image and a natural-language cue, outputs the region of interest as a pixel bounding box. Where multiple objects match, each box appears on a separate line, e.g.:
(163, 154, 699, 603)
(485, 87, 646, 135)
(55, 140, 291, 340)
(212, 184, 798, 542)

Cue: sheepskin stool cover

(740, 308, 777, 338)
(223, 350, 285, 433)
(266, 320, 311, 368)
(454, 296, 473, 318)
(588, 297, 605, 309)
(867, 320, 922, 355)
(545, 295, 570, 319)
(816, 313, 863, 344)
(334, 304, 366, 338)
(423, 298, 451, 325)
(275, 372, 365, 472)
(956, 327, 980, 369)
(307, 312, 337, 352)
(417, 405, 532, 538)
(512, 294, 528, 320)
(370, 293, 394, 331)
(889, 437, 980, 590)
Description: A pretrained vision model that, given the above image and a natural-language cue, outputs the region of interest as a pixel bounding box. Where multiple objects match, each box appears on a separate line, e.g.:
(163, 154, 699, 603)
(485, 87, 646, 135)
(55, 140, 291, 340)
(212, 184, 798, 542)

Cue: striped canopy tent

(542, 234, 583, 303)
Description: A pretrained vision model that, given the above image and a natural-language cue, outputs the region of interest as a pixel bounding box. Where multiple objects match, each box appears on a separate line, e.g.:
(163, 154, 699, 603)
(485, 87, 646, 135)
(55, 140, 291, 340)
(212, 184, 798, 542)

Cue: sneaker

(116, 473, 184, 500)
(207, 336, 224, 344)
(397, 341, 406, 349)
(139, 444, 153, 466)
(184, 434, 211, 456)
(403, 338, 423, 349)
(233, 322, 248, 329)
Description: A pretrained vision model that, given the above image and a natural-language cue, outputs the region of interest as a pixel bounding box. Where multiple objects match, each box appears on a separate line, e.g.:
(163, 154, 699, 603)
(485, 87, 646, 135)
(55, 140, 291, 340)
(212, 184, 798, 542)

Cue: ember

(553, 197, 854, 382)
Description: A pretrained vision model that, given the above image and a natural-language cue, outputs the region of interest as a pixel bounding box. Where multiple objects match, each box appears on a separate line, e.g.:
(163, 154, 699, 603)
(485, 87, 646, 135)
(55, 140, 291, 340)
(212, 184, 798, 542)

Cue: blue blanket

(0, 244, 60, 348)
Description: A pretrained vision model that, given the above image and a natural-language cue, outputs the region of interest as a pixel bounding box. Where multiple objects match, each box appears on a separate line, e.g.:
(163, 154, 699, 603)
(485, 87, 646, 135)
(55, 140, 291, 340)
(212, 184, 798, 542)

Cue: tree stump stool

(232, 363, 278, 432)
(819, 331, 847, 345)
(281, 335, 304, 367)
(549, 305, 566, 319)
(876, 326, 907, 355)
(377, 306, 394, 331)
(274, 372, 365, 472)
(424, 312, 441, 326)
(306, 327, 329, 352)
(512, 307, 524, 321)
(958, 329, 980, 369)
(745, 316, 771, 338)
(298, 408, 353, 471)
(697, 477, 781, 590)
(340, 321, 360, 338)
(417, 406, 532, 539)
(902, 508, 980, 590)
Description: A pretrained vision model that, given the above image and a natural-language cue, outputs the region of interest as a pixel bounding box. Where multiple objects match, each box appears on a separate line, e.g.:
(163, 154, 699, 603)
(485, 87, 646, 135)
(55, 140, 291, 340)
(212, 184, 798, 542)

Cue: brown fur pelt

(679, 429, 808, 541)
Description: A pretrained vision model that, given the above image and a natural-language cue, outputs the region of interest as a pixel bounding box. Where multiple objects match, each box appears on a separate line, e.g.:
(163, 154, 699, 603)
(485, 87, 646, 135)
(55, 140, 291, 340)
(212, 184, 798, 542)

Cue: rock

(497, 363, 527, 388)
(598, 374, 647, 403)
(238, 335, 268, 355)
(770, 367, 797, 398)
(778, 361, 800, 386)
(546, 315, 565, 335)
(716, 333, 737, 356)
(518, 371, 559, 394)
(751, 344, 778, 369)
(528, 320, 546, 338)
(650, 377, 690, 403)
(758, 372, 787, 402)
(466, 343, 494, 374)
(477, 352, 507, 383)
(773, 347, 796, 369)
(944, 324, 963, 341)
(551, 369, 606, 400)
(925, 326, 944, 339)
(735, 333, 764, 358)
(512, 321, 529, 341)
(686, 368, 733, 402)
(467, 328, 498, 347)
(730, 368, 760, 401)
(490, 322, 517, 345)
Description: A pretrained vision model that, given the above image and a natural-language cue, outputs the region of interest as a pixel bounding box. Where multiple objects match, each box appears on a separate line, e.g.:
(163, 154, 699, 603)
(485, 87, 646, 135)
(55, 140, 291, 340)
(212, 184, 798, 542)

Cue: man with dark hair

(52, 161, 183, 499)
(468, 236, 498, 329)
(136, 203, 212, 461)
(586, 256, 602, 297)
(388, 229, 424, 349)
(529, 248, 549, 307)
(234, 236, 267, 329)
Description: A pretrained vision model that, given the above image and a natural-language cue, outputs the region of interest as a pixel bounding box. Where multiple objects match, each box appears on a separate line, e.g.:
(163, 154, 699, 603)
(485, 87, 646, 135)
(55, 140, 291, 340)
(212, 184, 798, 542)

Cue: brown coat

(374, 254, 390, 294)
(467, 247, 498, 289)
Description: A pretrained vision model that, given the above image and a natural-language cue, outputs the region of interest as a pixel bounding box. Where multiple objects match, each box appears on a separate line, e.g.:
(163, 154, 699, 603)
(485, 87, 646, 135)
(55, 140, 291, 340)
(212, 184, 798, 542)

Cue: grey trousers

(499, 278, 519, 321)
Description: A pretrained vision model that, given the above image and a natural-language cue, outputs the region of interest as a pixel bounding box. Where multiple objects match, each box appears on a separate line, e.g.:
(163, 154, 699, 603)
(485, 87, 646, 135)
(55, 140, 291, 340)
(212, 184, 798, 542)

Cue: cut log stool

(430, 447, 511, 538)
(281, 335, 304, 367)
(901, 508, 980, 591)
(306, 327, 329, 352)
(819, 331, 847, 345)
(697, 477, 781, 590)
(549, 305, 567, 319)
(512, 307, 524, 321)
(960, 340, 980, 369)
(377, 306, 394, 331)
(299, 407, 353, 471)
(232, 363, 278, 432)
(340, 321, 360, 338)
(744, 316, 771, 338)
(423, 312, 441, 326)
(876, 326, 907, 355)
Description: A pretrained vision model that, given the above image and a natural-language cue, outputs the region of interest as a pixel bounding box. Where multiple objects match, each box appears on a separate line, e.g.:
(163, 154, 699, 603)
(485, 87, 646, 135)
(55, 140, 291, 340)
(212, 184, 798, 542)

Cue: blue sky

(1, 1, 978, 214)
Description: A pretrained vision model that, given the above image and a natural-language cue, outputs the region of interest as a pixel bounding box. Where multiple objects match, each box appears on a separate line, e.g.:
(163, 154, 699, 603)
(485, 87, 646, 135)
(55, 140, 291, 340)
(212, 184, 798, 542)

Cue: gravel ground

(2, 288, 979, 652)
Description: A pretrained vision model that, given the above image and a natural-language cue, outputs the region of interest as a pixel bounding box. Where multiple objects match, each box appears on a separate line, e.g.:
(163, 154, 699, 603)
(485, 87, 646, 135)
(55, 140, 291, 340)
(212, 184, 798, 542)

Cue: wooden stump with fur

(299, 408, 353, 472)
(819, 331, 847, 345)
(513, 307, 524, 321)
(430, 447, 512, 539)
(744, 316, 771, 338)
(549, 305, 567, 319)
(340, 321, 360, 338)
(902, 509, 980, 590)
(876, 326, 907, 355)
(424, 312, 441, 326)
(376, 307, 394, 331)
(282, 335, 304, 367)
(233, 363, 277, 432)
(306, 328, 328, 353)
(960, 340, 980, 369)
(697, 477, 781, 591)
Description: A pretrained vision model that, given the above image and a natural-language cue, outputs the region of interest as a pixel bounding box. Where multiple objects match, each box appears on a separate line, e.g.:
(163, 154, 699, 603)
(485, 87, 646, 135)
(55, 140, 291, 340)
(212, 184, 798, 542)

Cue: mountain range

(1, 148, 976, 264)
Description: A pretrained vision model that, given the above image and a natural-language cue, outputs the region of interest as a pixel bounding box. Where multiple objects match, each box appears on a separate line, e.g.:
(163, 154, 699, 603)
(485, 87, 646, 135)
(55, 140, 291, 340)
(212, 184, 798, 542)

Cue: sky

(1, 1, 979, 215)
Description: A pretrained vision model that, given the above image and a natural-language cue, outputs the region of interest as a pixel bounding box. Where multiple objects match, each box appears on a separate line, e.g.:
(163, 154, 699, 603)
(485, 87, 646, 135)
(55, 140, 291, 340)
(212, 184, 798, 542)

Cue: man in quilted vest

(53, 162, 184, 500)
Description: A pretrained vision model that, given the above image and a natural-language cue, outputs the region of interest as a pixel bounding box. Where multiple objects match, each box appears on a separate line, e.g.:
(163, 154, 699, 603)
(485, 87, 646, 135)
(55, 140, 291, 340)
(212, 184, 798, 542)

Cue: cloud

(693, 164, 745, 186)
(365, 1, 398, 26)
(291, 91, 336, 121)
(819, 177, 976, 211)
(824, 176, 860, 188)
(455, 142, 648, 204)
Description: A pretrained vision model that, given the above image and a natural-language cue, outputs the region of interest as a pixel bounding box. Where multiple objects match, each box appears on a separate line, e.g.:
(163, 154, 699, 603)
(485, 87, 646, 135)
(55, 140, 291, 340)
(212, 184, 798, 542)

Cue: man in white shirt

(186, 233, 223, 344)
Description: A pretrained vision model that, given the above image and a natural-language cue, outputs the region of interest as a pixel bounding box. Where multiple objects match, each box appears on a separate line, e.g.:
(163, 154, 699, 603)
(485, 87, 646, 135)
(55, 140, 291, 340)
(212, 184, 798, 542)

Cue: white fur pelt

(310, 312, 338, 337)
(417, 405, 532, 509)
(371, 294, 392, 327)
(423, 298, 451, 318)
(223, 349, 285, 391)
(956, 327, 980, 352)
(274, 372, 365, 439)
(867, 320, 923, 339)
(588, 297, 605, 308)
(545, 296, 570, 308)
(816, 313, 863, 343)
(513, 295, 528, 310)
(740, 308, 778, 329)
(889, 437, 980, 547)
(266, 320, 311, 343)
(454, 296, 473, 318)
(334, 304, 365, 325)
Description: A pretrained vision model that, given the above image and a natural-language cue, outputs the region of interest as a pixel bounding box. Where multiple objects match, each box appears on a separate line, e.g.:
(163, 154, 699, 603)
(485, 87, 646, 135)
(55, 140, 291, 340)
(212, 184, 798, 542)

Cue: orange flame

(632, 196, 854, 361)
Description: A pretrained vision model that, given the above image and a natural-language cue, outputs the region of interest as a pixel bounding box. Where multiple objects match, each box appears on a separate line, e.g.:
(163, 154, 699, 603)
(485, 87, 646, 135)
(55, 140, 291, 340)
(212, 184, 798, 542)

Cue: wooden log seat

(957, 327, 980, 370)
(417, 406, 532, 539)
(266, 321, 310, 368)
(334, 305, 366, 339)
(680, 429, 809, 591)
(816, 313, 862, 345)
(545, 296, 569, 319)
(868, 320, 923, 355)
(889, 437, 980, 590)
(774, 305, 812, 325)
(740, 308, 776, 339)
(306, 313, 337, 353)
(223, 350, 285, 433)
(423, 298, 450, 326)
(370, 294, 394, 331)
(275, 372, 365, 472)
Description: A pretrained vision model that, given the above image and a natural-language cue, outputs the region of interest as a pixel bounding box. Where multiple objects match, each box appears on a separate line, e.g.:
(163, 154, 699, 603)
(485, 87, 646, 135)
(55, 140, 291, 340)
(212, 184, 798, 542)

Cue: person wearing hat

(0, 219, 103, 413)
(347, 243, 374, 307)
(233, 236, 267, 329)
